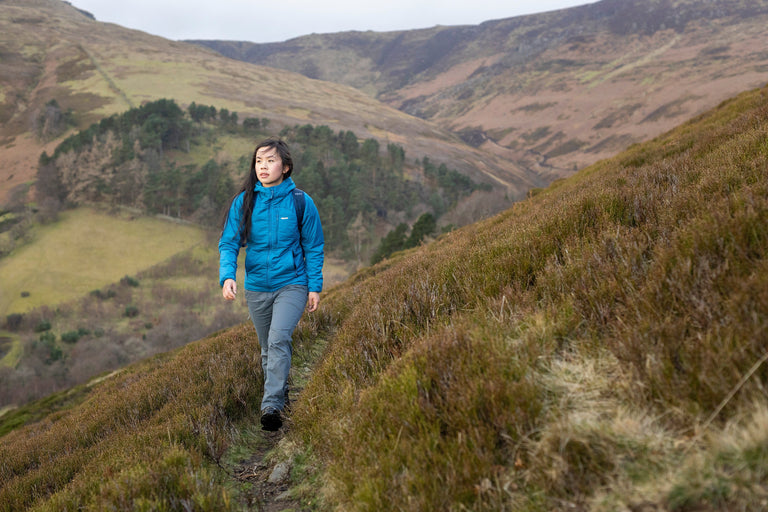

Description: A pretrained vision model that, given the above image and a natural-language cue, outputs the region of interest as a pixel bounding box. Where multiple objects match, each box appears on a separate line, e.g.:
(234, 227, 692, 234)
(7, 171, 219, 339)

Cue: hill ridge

(191, 0, 768, 177)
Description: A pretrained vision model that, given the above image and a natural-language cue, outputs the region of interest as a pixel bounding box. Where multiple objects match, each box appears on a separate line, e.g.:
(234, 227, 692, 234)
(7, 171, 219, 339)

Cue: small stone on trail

(268, 461, 291, 483)
(275, 490, 292, 501)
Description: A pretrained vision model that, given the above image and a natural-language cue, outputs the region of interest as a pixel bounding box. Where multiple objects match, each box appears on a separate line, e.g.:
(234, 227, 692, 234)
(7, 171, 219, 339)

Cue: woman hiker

(218, 137, 324, 431)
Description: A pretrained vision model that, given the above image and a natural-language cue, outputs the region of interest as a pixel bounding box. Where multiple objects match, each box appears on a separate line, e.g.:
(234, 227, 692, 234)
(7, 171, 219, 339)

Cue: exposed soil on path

(233, 426, 304, 512)
(226, 332, 325, 511)
(230, 391, 311, 511)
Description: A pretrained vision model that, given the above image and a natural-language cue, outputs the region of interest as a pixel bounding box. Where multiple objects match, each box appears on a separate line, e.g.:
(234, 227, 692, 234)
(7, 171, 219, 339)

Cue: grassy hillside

(0, 206, 204, 381)
(2, 83, 767, 510)
(0, 206, 205, 374)
(0, 208, 205, 317)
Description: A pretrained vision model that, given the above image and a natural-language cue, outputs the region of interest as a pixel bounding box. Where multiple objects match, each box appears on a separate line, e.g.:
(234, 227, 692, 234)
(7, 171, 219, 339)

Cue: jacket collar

(254, 177, 296, 199)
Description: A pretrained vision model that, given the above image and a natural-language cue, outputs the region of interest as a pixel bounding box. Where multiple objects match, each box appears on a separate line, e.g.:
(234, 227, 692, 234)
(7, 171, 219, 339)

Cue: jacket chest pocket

(275, 207, 299, 245)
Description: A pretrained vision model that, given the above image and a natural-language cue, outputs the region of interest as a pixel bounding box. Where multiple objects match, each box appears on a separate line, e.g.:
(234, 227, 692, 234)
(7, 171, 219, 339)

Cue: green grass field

(0, 330, 21, 368)
(0, 207, 207, 317)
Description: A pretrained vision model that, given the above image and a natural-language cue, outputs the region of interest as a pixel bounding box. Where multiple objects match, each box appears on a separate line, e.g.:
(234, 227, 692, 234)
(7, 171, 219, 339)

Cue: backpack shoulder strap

(292, 188, 306, 232)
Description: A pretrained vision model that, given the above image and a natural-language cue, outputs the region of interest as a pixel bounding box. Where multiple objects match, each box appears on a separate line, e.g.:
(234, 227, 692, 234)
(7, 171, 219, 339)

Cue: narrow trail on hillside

(231, 389, 308, 511)
(233, 429, 297, 511)
(228, 329, 329, 510)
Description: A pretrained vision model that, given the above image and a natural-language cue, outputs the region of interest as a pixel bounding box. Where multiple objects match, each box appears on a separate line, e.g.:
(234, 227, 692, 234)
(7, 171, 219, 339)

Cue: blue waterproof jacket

(218, 178, 324, 293)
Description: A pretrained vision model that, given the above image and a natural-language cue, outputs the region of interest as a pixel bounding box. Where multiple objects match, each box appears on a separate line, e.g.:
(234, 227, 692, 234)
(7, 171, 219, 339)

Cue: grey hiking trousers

(245, 284, 308, 412)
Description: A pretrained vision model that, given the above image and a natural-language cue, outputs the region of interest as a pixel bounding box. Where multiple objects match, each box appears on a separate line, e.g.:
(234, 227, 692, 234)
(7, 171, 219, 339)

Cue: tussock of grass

(322, 319, 544, 510)
(662, 402, 768, 511)
(2, 85, 768, 510)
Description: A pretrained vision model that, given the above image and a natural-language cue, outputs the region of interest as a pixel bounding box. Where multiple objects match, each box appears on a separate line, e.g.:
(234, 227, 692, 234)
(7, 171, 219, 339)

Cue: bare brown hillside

(192, 0, 768, 179)
(0, 0, 537, 213)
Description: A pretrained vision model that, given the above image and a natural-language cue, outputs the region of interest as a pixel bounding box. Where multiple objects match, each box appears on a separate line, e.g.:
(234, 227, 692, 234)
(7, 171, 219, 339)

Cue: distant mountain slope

(191, 0, 768, 177)
(0, 0, 536, 214)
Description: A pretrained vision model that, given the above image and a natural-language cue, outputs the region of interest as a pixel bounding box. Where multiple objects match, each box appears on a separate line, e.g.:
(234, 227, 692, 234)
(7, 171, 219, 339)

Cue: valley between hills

(191, 0, 768, 178)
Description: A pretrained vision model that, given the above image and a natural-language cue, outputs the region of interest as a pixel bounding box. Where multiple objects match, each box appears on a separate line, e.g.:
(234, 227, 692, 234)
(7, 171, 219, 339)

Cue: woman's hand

(307, 291, 320, 312)
(222, 279, 237, 301)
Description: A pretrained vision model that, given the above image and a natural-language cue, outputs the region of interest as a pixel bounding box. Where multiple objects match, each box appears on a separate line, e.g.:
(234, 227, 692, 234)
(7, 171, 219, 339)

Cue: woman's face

(254, 146, 287, 187)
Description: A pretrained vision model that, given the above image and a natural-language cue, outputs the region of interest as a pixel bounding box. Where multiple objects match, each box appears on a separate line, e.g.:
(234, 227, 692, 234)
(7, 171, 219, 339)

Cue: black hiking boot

(260, 407, 282, 431)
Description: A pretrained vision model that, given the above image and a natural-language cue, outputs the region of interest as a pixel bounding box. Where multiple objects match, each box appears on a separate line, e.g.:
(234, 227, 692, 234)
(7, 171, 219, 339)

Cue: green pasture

(0, 208, 207, 317)
(0, 330, 21, 368)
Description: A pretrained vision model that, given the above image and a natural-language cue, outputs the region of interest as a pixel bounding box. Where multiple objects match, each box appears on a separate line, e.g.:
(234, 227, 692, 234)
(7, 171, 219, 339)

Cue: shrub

(35, 334, 62, 364)
(124, 306, 139, 318)
(5, 313, 23, 331)
(38, 331, 55, 343)
(34, 320, 52, 332)
(61, 331, 81, 344)
(48, 346, 63, 364)
(120, 276, 140, 287)
(90, 288, 117, 300)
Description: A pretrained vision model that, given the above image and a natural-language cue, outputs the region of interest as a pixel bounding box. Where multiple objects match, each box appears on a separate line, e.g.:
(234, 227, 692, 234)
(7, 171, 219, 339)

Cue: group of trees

(370, 212, 437, 264)
(41, 99, 194, 166)
(281, 123, 486, 261)
(421, 156, 492, 215)
(33, 99, 491, 261)
(0, 189, 35, 258)
(283, 124, 422, 259)
(142, 159, 234, 223)
(188, 101, 270, 133)
(36, 99, 244, 226)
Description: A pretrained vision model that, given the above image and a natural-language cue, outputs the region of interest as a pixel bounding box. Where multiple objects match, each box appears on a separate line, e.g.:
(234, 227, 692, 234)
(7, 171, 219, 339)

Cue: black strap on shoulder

(292, 188, 306, 231)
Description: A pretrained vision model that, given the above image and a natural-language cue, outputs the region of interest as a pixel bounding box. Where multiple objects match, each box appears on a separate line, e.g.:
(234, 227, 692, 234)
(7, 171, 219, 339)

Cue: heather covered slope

(294, 84, 768, 509)
(2, 83, 767, 510)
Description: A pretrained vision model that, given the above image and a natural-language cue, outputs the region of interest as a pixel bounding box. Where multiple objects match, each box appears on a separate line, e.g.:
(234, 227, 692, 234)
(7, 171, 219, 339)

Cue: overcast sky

(66, 0, 598, 43)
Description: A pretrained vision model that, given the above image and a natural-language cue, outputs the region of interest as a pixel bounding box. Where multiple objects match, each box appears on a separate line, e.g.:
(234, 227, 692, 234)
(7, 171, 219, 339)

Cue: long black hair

(221, 137, 294, 246)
